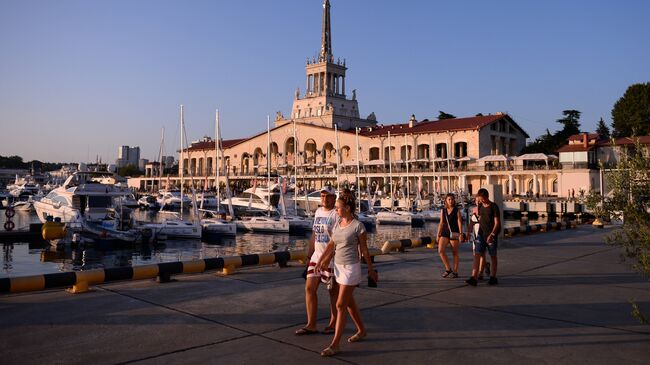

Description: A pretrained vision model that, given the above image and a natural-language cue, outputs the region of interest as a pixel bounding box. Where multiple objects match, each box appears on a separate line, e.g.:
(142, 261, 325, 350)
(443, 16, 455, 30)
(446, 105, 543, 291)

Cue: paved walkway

(1, 225, 649, 364)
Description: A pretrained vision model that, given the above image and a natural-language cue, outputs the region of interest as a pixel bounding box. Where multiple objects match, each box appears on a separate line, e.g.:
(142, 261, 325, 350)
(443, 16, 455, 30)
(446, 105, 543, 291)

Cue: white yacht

(137, 195, 160, 210)
(33, 172, 132, 223)
(196, 193, 219, 209)
(157, 190, 192, 211)
(223, 185, 280, 217)
(139, 218, 202, 239)
(200, 211, 237, 236)
(376, 209, 412, 226)
(234, 214, 290, 233)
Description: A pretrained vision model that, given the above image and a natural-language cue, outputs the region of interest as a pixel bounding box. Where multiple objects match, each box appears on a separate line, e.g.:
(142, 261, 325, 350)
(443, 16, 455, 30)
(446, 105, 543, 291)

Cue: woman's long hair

(338, 188, 357, 219)
(444, 193, 456, 209)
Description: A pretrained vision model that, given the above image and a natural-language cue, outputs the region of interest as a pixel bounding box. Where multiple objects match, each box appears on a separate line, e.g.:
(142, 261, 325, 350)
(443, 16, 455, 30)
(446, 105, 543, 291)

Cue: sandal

(442, 269, 453, 278)
(451, 272, 458, 278)
(320, 346, 340, 357)
(348, 331, 367, 343)
(295, 327, 319, 336)
(321, 326, 335, 334)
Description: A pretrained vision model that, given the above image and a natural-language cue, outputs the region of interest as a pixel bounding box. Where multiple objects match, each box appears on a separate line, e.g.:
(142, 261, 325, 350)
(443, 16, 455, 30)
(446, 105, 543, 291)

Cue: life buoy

(5, 207, 15, 218)
(4, 221, 15, 231)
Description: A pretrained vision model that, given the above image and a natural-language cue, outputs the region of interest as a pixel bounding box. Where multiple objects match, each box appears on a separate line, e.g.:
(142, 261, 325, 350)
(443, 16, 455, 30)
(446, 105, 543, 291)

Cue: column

(532, 174, 538, 195)
(342, 76, 345, 96)
(508, 174, 514, 195)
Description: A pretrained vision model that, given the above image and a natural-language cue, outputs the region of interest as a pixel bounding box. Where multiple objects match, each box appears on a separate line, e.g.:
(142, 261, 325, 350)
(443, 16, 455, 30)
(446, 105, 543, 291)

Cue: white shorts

(307, 251, 334, 282)
(334, 262, 362, 286)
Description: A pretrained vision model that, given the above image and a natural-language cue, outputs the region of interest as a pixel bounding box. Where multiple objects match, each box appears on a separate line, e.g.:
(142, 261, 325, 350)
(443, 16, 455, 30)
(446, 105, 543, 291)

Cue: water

(0, 209, 554, 278)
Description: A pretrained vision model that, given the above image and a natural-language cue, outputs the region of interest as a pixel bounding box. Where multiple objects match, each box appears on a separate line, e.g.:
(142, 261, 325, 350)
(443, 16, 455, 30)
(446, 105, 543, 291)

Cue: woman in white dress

(316, 189, 378, 357)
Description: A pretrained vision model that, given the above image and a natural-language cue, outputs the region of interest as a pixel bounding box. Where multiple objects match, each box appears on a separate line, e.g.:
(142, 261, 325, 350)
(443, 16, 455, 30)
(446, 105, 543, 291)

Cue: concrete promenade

(1, 225, 649, 364)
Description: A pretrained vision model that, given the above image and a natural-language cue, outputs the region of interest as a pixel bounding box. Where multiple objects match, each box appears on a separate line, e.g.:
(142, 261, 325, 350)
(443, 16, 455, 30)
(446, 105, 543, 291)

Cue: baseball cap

(320, 186, 336, 195)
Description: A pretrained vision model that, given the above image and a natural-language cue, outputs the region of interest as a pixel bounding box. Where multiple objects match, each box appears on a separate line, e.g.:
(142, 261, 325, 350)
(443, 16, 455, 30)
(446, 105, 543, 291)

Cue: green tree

(586, 139, 650, 323)
(596, 118, 611, 139)
(612, 83, 650, 138)
(556, 110, 581, 137)
(118, 164, 140, 177)
(437, 111, 456, 120)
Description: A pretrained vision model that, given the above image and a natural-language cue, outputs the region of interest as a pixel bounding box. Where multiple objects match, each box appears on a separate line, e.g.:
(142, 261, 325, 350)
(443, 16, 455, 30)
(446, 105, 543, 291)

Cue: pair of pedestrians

(436, 189, 501, 286)
(295, 187, 378, 357)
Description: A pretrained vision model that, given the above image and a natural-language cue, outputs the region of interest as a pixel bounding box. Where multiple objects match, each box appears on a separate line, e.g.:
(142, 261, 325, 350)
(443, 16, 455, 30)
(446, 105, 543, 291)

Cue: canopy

(365, 159, 386, 166)
(514, 153, 558, 161)
(477, 155, 511, 162)
(456, 156, 475, 162)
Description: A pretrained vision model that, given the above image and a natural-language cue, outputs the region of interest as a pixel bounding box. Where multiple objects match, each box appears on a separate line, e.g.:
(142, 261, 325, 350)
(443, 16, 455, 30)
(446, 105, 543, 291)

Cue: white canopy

(477, 155, 512, 162)
(514, 153, 558, 161)
(407, 158, 429, 163)
(341, 160, 361, 167)
(456, 156, 475, 162)
(432, 157, 455, 162)
(365, 159, 386, 166)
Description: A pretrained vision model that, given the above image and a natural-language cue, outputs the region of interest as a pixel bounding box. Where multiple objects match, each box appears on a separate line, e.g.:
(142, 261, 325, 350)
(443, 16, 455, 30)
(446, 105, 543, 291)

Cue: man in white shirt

(295, 186, 339, 335)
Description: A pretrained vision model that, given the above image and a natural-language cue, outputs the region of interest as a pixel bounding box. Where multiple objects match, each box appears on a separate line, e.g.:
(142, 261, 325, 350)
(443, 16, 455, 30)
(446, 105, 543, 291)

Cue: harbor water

(0, 209, 555, 278)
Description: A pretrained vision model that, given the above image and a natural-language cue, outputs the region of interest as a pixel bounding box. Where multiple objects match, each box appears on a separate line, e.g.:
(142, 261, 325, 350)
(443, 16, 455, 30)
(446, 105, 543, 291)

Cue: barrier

(381, 236, 434, 254)
(503, 221, 576, 237)
(0, 250, 307, 295)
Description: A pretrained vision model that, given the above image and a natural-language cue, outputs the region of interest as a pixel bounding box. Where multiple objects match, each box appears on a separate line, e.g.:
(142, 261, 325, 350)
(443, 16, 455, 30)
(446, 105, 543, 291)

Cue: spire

(319, 0, 332, 62)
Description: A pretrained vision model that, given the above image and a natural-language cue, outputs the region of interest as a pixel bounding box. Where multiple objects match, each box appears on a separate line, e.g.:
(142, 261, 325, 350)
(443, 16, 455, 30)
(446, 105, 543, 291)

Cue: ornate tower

(276, 0, 377, 130)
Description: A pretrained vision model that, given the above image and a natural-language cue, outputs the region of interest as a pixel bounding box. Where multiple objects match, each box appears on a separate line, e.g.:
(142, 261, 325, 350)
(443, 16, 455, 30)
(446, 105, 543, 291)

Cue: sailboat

(139, 105, 201, 239)
(352, 126, 375, 229)
(201, 109, 237, 236)
(232, 116, 289, 233)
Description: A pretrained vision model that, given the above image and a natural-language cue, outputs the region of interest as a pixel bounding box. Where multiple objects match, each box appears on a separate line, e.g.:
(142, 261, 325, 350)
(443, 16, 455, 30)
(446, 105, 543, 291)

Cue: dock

(1, 225, 649, 364)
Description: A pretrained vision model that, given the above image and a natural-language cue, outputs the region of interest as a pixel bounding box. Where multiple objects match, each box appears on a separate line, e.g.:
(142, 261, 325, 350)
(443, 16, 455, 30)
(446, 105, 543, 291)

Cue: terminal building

(128, 0, 646, 200)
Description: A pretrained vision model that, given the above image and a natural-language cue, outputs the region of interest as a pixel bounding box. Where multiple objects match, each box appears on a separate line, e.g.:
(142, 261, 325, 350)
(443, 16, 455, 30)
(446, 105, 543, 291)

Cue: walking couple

(436, 188, 501, 286)
(295, 187, 378, 357)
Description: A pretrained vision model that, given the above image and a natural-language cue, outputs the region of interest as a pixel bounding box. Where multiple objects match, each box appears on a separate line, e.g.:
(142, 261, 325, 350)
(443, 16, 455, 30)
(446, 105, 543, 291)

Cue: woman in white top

(316, 189, 378, 357)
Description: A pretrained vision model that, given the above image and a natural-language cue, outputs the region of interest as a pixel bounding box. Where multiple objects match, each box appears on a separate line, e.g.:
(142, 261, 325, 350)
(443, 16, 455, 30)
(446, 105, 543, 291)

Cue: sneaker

(485, 262, 491, 276)
(465, 277, 477, 286)
(488, 276, 498, 285)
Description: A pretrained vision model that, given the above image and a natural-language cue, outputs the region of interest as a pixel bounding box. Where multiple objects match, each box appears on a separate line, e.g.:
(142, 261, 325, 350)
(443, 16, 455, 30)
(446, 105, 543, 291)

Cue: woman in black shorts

(436, 193, 463, 278)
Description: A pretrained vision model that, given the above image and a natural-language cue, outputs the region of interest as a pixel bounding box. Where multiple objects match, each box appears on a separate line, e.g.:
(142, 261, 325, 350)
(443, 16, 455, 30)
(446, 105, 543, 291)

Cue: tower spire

(319, 0, 332, 62)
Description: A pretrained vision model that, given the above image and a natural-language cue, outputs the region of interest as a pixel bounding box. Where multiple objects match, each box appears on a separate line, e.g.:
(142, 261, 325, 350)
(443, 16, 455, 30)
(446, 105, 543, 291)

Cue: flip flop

(295, 327, 319, 336)
(348, 332, 367, 343)
(321, 326, 335, 334)
(320, 346, 340, 357)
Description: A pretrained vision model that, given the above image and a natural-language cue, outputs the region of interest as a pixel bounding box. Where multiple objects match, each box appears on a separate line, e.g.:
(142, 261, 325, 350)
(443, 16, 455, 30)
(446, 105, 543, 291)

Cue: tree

(611, 83, 650, 138)
(596, 118, 610, 139)
(556, 110, 581, 136)
(437, 111, 456, 120)
(118, 164, 140, 177)
(586, 140, 650, 323)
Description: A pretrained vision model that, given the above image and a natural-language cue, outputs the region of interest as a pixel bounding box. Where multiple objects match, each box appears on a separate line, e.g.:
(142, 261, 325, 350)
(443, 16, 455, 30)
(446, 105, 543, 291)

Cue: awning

(477, 155, 511, 162)
(365, 160, 386, 166)
(456, 156, 475, 162)
(514, 153, 557, 161)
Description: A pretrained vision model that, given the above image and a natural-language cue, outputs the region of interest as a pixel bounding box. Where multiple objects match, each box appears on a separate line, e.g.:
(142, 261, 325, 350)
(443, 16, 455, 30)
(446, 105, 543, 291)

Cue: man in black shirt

(466, 188, 501, 286)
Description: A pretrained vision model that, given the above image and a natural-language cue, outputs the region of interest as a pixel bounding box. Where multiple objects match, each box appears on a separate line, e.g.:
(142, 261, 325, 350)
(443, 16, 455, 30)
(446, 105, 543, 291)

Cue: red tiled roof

(557, 144, 595, 153)
(183, 138, 247, 152)
(568, 133, 599, 141)
(599, 136, 650, 146)
(358, 114, 529, 138)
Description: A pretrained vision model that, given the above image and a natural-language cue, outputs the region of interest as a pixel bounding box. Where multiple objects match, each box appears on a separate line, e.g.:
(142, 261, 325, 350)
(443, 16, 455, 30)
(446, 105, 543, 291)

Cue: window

(454, 142, 467, 158)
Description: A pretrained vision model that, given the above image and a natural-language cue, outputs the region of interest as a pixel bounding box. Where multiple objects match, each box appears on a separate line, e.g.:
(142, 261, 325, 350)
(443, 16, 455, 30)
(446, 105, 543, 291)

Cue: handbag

(444, 208, 460, 240)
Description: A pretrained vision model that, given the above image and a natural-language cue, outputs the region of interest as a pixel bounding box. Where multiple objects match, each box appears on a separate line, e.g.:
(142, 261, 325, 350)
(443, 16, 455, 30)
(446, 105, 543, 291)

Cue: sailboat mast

(355, 127, 361, 212)
(267, 115, 271, 217)
(180, 105, 184, 213)
(334, 123, 340, 194)
(158, 127, 164, 193)
(405, 133, 409, 210)
(388, 131, 393, 211)
(215, 109, 220, 212)
(293, 120, 298, 213)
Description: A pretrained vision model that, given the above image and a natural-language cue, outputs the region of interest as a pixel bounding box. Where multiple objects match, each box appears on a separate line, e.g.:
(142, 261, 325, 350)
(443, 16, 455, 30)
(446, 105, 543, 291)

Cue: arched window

(552, 179, 558, 193)
(369, 147, 380, 160)
(417, 144, 430, 159)
(322, 142, 334, 163)
(304, 139, 317, 164)
(454, 142, 467, 158)
(435, 143, 447, 159)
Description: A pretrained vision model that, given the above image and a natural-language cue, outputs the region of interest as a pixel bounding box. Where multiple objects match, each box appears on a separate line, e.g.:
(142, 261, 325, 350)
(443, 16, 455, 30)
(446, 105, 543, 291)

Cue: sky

(1, 0, 649, 163)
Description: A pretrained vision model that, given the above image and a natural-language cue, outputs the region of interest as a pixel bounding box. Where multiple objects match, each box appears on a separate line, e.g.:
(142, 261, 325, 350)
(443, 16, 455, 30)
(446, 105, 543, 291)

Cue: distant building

(116, 146, 140, 167)
(138, 158, 149, 171)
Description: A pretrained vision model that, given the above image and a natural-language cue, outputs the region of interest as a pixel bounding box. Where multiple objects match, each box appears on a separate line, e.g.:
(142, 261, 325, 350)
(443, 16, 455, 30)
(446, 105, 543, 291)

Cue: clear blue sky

(1, 0, 648, 163)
